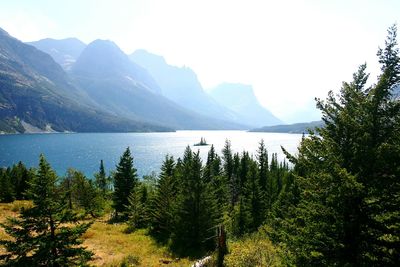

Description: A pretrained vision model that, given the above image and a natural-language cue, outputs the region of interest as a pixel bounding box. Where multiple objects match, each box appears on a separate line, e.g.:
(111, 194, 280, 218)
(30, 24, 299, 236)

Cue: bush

(225, 235, 282, 267)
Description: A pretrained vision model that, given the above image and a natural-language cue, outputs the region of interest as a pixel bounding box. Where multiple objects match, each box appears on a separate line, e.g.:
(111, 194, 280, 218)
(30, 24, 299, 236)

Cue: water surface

(0, 131, 302, 177)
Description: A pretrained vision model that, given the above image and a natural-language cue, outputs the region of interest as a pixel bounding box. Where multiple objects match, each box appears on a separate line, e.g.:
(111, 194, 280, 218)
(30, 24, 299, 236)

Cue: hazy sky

(1, 0, 399, 123)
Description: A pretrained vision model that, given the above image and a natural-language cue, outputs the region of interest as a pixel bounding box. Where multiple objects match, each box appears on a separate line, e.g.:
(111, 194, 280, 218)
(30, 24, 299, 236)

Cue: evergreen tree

(61, 168, 75, 210)
(204, 145, 222, 183)
(172, 148, 216, 256)
(126, 183, 149, 230)
(256, 140, 269, 218)
(222, 140, 235, 207)
(112, 147, 138, 218)
(257, 140, 269, 193)
(231, 195, 251, 237)
(231, 153, 241, 206)
(95, 159, 109, 195)
(72, 170, 103, 217)
(276, 25, 400, 266)
(0, 155, 93, 266)
(150, 155, 177, 241)
(205, 146, 227, 222)
(10, 161, 32, 200)
(0, 168, 14, 203)
(247, 161, 263, 231)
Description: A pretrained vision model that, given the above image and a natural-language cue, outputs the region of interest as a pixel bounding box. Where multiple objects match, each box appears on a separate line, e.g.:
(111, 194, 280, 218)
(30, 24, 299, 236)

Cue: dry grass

(83, 221, 191, 267)
(0, 201, 191, 267)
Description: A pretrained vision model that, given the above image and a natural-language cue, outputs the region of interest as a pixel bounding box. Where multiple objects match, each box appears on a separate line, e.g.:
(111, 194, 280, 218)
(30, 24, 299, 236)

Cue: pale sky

(0, 0, 399, 123)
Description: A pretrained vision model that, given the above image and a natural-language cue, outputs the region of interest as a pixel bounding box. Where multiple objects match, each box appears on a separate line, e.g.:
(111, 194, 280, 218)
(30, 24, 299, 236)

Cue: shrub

(225, 235, 281, 267)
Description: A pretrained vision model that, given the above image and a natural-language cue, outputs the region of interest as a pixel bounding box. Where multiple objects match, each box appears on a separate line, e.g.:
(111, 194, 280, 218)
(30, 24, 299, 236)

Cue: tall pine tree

(112, 147, 138, 218)
(150, 155, 177, 242)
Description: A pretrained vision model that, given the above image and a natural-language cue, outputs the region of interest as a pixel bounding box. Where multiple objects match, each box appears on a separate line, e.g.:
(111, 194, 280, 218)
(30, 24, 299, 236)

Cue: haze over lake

(0, 131, 302, 177)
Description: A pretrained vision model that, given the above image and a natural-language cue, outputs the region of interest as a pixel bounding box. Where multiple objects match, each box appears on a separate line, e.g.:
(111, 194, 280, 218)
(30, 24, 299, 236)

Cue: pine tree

(222, 140, 235, 207)
(95, 159, 109, 195)
(112, 147, 138, 218)
(11, 161, 32, 200)
(277, 25, 400, 266)
(205, 146, 227, 222)
(247, 160, 263, 231)
(150, 155, 176, 241)
(257, 140, 269, 189)
(257, 140, 269, 216)
(0, 155, 93, 266)
(73, 170, 103, 217)
(172, 148, 216, 256)
(61, 168, 75, 210)
(0, 168, 14, 203)
(126, 183, 149, 230)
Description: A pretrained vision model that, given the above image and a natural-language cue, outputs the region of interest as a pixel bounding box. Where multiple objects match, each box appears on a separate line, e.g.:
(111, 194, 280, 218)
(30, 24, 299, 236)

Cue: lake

(0, 131, 303, 178)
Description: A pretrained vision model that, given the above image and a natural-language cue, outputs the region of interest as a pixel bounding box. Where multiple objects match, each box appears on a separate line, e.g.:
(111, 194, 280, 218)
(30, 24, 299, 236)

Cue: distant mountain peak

(28, 37, 86, 70)
(209, 83, 282, 127)
(72, 40, 162, 94)
(87, 39, 119, 50)
(130, 50, 250, 126)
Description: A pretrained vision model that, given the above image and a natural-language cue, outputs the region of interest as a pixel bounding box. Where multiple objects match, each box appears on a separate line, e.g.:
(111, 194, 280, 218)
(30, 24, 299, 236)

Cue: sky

(0, 0, 399, 123)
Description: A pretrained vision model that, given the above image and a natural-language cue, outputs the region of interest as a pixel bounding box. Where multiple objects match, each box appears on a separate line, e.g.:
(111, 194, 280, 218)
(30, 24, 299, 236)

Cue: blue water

(0, 131, 302, 178)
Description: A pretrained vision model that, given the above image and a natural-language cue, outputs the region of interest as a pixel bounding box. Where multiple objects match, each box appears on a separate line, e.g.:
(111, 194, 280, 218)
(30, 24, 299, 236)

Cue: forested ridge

(1, 25, 399, 266)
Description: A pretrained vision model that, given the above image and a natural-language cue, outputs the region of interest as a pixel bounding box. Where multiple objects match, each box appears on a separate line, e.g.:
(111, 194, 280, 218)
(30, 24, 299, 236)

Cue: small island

(194, 137, 209, 146)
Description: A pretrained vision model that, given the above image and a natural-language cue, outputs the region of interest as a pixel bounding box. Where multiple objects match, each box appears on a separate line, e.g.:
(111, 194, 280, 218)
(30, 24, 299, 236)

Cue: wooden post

(216, 225, 227, 267)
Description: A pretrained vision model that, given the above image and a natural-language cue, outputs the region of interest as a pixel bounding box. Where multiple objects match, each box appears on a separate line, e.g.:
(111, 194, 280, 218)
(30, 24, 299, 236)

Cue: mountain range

(0, 28, 172, 133)
(70, 40, 243, 130)
(0, 27, 282, 133)
(130, 50, 240, 124)
(250, 120, 323, 134)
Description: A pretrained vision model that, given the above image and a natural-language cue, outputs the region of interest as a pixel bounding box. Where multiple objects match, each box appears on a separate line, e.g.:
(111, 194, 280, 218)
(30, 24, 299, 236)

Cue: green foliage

(171, 147, 217, 256)
(0, 155, 93, 266)
(60, 168, 105, 217)
(10, 162, 33, 200)
(224, 233, 282, 267)
(0, 162, 34, 203)
(150, 155, 177, 242)
(144, 143, 291, 258)
(0, 168, 14, 203)
(112, 147, 138, 218)
(126, 183, 150, 231)
(94, 159, 111, 196)
(271, 24, 400, 266)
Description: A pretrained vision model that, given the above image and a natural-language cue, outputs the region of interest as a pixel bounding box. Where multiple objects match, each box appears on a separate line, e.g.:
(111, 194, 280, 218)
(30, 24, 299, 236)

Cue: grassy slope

(0, 201, 190, 267)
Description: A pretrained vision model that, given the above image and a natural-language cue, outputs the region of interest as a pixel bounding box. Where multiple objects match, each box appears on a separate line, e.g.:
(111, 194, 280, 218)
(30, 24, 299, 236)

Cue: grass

(1, 201, 284, 266)
(0, 201, 191, 267)
(83, 221, 191, 266)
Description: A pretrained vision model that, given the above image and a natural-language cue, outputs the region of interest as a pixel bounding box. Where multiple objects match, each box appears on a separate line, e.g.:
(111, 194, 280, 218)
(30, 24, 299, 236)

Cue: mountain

(27, 38, 86, 71)
(0, 28, 172, 133)
(71, 40, 245, 130)
(209, 83, 282, 127)
(130, 50, 243, 125)
(71, 40, 161, 95)
(250, 120, 323, 134)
